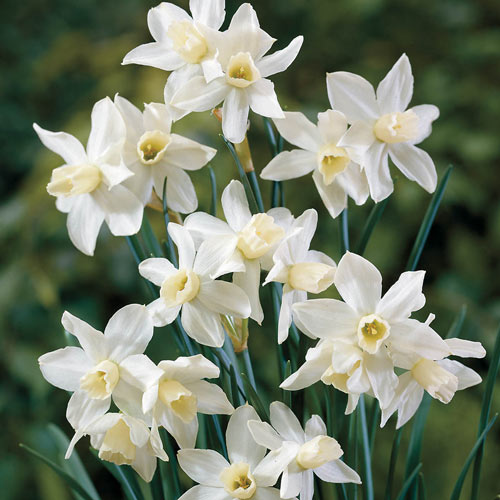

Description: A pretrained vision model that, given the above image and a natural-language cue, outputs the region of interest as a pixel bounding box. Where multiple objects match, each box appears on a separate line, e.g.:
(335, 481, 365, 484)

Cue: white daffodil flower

(264, 209, 336, 344)
(171, 3, 303, 144)
(249, 402, 360, 500)
(327, 54, 439, 202)
(34, 97, 143, 255)
(381, 338, 486, 428)
(177, 405, 298, 500)
(114, 96, 216, 213)
(286, 252, 451, 410)
(261, 110, 369, 218)
(185, 180, 286, 324)
(139, 222, 251, 347)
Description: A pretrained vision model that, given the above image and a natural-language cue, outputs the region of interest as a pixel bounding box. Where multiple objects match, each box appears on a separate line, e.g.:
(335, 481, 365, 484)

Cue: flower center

(80, 359, 120, 399)
(288, 262, 335, 293)
(137, 130, 171, 165)
(411, 359, 458, 403)
(357, 314, 390, 354)
(237, 213, 284, 259)
(99, 418, 136, 465)
(167, 20, 208, 64)
(226, 52, 261, 88)
(317, 144, 350, 185)
(321, 360, 361, 392)
(158, 379, 198, 423)
(47, 164, 101, 197)
(220, 463, 257, 499)
(160, 268, 200, 307)
(374, 110, 419, 144)
(296, 435, 343, 470)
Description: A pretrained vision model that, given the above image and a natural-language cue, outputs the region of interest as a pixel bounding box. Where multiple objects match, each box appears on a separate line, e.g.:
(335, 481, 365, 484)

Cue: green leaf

(125, 235, 157, 300)
(241, 373, 269, 421)
(354, 197, 391, 256)
(450, 414, 498, 500)
(282, 361, 292, 409)
(396, 463, 423, 500)
(20, 443, 97, 500)
(246, 170, 265, 212)
(208, 165, 217, 216)
(418, 472, 427, 500)
(162, 178, 179, 268)
(358, 396, 374, 500)
(406, 166, 453, 271)
(384, 428, 402, 500)
(338, 207, 350, 254)
(141, 214, 163, 258)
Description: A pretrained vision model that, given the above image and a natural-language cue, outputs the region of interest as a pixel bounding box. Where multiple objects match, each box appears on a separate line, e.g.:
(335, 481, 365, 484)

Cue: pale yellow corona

(296, 435, 343, 470)
(160, 269, 200, 307)
(321, 360, 361, 392)
(80, 359, 120, 399)
(374, 110, 419, 144)
(317, 144, 350, 185)
(167, 20, 208, 64)
(411, 358, 458, 403)
(357, 314, 390, 354)
(220, 463, 257, 499)
(99, 419, 136, 465)
(226, 52, 261, 88)
(158, 379, 198, 423)
(47, 164, 101, 197)
(288, 262, 335, 293)
(237, 214, 284, 259)
(137, 130, 171, 165)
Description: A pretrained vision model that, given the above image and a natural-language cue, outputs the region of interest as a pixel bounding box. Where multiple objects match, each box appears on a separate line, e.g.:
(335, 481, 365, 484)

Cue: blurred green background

(1, 0, 499, 498)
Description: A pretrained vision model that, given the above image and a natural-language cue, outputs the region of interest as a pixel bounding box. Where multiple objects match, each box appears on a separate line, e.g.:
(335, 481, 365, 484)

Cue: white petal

(376, 270, 426, 322)
(168, 223, 196, 270)
(147, 298, 180, 327)
(334, 252, 382, 316)
(139, 258, 177, 286)
(143, 102, 172, 133)
(376, 54, 413, 114)
(438, 359, 482, 390)
(304, 415, 327, 440)
(253, 444, 300, 487)
(270, 401, 305, 443)
(160, 354, 220, 383)
(312, 169, 347, 219)
(363, 141, 393, 202)
(445, 338, 486, 358)
(226, 405, 266, 469)
(123, 42, 185, 71)
(184, 212, 235, 247)
(336, 163, 370, 206)
(317, 109, 348, 145)
(56, 195, 76, 214)
(61, 311, 106, 362)
(181, 300, 225, 347)
(221, 180, 252, 232)
(315, 460, 361, 484)
(273, 112, 322, 152)
(201, 56, 225, 83)
(113, 378, 148, 421)
(178, 485, 231, 500)
(364, 350, 398, 409)
(118, 353, 163, 390)
(389, 143, 437, 193)
(190, 0, 225, 29)
(247, 420, 284, 451)
(163, 65, 201, 121)
(261, 150, 317, 182)
(326, 72, 379, 122)
(410, 104, 440, 144)
(33, 123, 87, 165)
(166, 134, 216, 170)
(114, 95, 144, 142)
(104, 304, 154, 362)
(257, 36, 303, 78)
(197, 280, 251, 318)
(281, 463, 303, 499)
(337, 120, 376, 153)
(131, 447, 157, 482)
(193, 236, 241, 278)
(233, 259, 263, 324)
(172, 76, 229, 112)
(159, 406, 198, 449)
(153, 165, 198, 214)
(38, 347, 90, 391)
(186, 380, 234, 414)
(148, 3, 191, 41)
(278, 288, 295, 344)
(247, 79, 284, 119)
(178, 449, 229, 487)
(99, 161, 134, 189)
(300, 469, 315, 500)
(222, 88, 249, 144)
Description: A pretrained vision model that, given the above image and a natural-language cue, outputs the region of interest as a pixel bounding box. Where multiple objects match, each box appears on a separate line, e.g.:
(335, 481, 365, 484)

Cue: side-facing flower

(327, 54, 439, 201)
(264, 209, 336, 343)
(139, 222, 251, 347)
(261, 110, 369, 218)
(177, 405, 297, 500)
(115, 96, 216, 213)
(34, 97, 143, 255)
(249, 402, 360, 500)
(185, 180, 285, 324)
(171, 3, 303, 143)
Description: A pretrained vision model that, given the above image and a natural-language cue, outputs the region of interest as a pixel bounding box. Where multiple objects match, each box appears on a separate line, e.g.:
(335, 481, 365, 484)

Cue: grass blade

(406, 166, 453, 271)
(339, 207, 350, 254)
(418, 472, 427, 500)
(241, 373, 269, 421)
(358, 395, 374, 500)
(384, 428, 403, 500)
(355, 197, 391, 256)
(246, 170, 265, 212)
(396, 463, 423, 500)
(141, 214, 163, 258)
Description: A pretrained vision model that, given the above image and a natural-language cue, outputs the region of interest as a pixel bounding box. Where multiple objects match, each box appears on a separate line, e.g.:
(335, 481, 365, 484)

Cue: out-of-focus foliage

(1, 0, 499, 498)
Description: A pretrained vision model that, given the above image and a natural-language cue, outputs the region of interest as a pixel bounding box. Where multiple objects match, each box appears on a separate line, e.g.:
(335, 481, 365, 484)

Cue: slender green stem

(208, 165, 217, 216)
(141, 213, 163, 258)
(355, 197, 391, 255)
(211, 415, 229, 460)
(358, 396, 374, 500)
(163, 431, 182, 499)
(384, 428, 403, 500)
(241, 347, 257, 390)
(369, 401, 380, 456)
(396, 464, 423, 500)
(339, 207, 350, 254)
(162, 178, 178, 268)
(247, 170, 265, 212)
(125, 235, 157, 300)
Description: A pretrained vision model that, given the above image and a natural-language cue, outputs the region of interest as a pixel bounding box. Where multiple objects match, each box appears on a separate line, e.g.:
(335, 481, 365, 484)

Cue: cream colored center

(357, 314, 390, 354)
(226, 52, 261, 88)
(167, 20, 208, 64)
(99, 419, 136, 465)
(220, 463, 257, 499)
(47, 164, 101, 197)
(237, 213, 284, 259)
(296, 435, 343, 469)
(80, 360, 120, 399)
(374, 110, 418, 144)
(137, 130, 171, 165)
(317, 144, 350, 185)
(160, 269, 200, 307)
(411, 359, 458, 404)
(288, 262, 335, 293)
(321, 360, 361, 392)
(158, 379, 198, 423)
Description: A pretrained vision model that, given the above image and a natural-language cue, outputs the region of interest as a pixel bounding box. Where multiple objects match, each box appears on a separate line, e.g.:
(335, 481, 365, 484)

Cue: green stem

(358, 395, 374, 500)
(339, 207, 350, 254)
(355, 197, 391, 255)
(162, 178, 178, 268)
(384, 428, 403, 500)
(208, 165, 217, 217)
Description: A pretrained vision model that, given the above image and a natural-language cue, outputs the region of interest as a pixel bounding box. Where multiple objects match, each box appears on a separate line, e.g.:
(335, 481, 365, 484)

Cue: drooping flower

(264, 209, 336, 343)
(261, 110, 369, 218)
(171, 3, 303, 143)
(327, 54, 439, 201)
(177, 405, 297, 500)
(34, 97, 143, 255)
(248, 402, 360, 500)
(185, 180, 286, 323)
(139, 222, 251, 347)
(114, 96, 216, 213)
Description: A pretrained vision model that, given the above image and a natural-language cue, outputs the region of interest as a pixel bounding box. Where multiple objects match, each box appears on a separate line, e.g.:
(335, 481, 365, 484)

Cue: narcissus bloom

(139, 223, 251, 347)
(249, 402, 360, 500)
(327, 54, 439, 201)
(185, 180, 286, 323)
(34, 97, 143, 255)
(264, 209, 336, 343)
(261, 110, 369, 218)
(171, 3, 303, 143)
(177, 405, 297, 500)
(114, 96, 216, 213)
